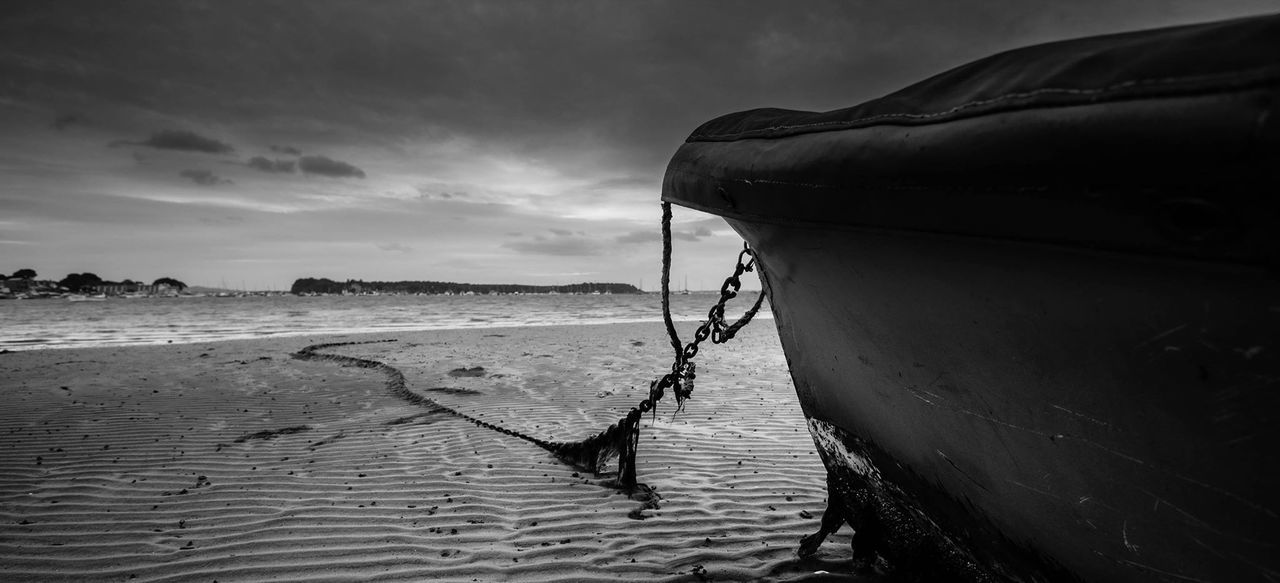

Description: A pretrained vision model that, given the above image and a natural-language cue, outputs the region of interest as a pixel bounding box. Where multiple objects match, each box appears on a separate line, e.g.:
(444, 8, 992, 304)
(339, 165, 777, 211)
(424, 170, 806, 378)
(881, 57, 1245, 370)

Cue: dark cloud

(671, 229, 710, 242)
(298, 155, 366, 179)
(503, 231, 605, 256)
(415, 185, 472, 200)
(269, 145, 302, 156)
(53, 113, 87, 131)
(504, 238, 604, 256)
(586, 175, 660, 191)
(616, 224, 712, 244)
(615, 230, 657, 245)
(180, 169, 233, 186)
(247, 156, 297, 173)
(8, 1, 1273, 175)
(376, 242, 413, 253)
(116, 130, 234, 154)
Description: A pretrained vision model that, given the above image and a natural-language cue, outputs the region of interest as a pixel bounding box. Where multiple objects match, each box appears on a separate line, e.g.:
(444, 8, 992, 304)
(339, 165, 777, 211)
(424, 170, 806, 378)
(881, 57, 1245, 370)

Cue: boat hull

(730, 218, 1278, 582)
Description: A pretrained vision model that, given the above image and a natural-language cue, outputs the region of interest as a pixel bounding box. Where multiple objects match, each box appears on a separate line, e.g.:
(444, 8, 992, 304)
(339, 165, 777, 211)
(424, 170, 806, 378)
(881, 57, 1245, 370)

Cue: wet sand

(0, 321, 868, 581)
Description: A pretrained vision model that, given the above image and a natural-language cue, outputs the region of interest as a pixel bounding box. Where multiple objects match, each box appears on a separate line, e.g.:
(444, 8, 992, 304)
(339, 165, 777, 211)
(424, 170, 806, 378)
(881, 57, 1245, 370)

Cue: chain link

(657, 244, 764, 410)
(642, 201, 767, 416)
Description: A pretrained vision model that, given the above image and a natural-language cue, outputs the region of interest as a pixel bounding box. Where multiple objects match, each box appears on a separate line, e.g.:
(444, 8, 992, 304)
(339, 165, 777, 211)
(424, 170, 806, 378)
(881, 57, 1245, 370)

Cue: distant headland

(1, 268, 189, 300)
(2, 266, 645, 299)
(290, 278, 642, 296)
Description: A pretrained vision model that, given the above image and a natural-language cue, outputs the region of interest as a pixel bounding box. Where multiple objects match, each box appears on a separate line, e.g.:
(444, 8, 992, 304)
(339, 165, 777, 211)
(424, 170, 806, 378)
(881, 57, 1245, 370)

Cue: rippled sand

(0, 321, 869, 581)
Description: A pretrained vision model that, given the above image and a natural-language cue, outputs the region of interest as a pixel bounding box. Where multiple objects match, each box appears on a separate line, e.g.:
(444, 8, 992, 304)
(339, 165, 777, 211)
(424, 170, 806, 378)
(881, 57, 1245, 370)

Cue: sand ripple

(0, 323, 867, 581)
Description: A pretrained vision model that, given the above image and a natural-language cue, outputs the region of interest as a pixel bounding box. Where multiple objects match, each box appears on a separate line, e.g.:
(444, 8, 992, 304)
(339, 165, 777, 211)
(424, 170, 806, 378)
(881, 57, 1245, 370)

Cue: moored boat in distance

(663, 14, 1279, 582)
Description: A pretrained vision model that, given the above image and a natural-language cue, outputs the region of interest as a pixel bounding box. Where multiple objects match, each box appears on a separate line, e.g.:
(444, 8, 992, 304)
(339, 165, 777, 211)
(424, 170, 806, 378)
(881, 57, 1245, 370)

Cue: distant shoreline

(0, 292, 771, 352)
(290, 277, 643, 296)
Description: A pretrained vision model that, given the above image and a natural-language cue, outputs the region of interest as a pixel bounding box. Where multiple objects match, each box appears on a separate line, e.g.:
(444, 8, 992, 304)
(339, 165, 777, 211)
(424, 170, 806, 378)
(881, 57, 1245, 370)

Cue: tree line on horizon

(289, 277, 642, 296)
(2, 268, 187, 293)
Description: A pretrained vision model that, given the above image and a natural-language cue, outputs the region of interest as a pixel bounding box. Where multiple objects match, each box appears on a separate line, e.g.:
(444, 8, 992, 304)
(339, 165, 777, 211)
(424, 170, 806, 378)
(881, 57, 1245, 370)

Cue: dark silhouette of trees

(152, 277, 188, 290)
(5, 269, 190, 294)
(290, 278, 345, 294)
(59, 273, 103, 292)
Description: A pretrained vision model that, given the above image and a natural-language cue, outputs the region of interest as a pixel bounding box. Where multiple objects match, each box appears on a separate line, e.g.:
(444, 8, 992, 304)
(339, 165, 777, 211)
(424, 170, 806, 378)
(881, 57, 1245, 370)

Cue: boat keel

(804, 417, 1003, 582)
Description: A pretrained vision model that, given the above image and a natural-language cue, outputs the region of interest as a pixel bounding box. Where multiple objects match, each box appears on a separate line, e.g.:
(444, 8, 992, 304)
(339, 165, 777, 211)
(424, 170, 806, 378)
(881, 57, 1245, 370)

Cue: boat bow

(663, 13, 1280, 583)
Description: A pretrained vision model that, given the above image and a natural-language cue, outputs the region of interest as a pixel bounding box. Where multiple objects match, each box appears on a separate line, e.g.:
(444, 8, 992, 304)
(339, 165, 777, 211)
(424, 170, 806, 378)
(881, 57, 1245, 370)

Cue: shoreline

(0, 296, 773, 353)
(0, 315, 773, 353)
(0, 321, 865, 582)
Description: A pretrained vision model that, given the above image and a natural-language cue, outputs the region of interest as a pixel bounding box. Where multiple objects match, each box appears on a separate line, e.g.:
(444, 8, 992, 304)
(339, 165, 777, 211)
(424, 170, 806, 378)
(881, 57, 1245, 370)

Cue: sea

(0, 292, 770, 351)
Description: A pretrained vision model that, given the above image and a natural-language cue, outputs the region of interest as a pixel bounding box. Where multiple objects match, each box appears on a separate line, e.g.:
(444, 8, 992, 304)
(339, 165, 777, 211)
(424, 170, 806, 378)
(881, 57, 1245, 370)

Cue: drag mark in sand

(233, 425, 312, 443)
(291, 340, 663, 515)
(293, 340, 570, 454)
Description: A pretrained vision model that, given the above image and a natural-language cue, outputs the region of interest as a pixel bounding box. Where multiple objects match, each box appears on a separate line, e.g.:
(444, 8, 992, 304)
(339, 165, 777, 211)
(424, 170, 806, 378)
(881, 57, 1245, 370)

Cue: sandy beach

(0, 321, 867, 582)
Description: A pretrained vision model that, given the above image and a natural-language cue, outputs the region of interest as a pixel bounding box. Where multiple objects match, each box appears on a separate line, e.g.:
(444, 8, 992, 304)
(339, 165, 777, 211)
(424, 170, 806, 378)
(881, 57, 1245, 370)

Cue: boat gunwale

(688, 63, 1280, 143)
(684, 14, 1280, 143)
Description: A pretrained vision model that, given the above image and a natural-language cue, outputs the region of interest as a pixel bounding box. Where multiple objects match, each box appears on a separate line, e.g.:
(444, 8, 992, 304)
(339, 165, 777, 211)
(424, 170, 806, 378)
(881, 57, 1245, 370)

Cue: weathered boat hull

(727, 218, 1277, 581)
(661, 14, 1280, 579)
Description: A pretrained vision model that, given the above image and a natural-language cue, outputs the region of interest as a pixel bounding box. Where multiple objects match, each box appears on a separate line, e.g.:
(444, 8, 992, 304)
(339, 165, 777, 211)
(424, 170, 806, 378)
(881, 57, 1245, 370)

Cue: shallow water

(0, 292, 770, 351)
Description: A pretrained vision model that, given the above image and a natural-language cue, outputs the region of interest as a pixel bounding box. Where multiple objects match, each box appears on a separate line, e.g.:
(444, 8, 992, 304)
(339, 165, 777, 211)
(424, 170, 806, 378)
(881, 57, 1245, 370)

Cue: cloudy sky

(1, 1, 1274, 290)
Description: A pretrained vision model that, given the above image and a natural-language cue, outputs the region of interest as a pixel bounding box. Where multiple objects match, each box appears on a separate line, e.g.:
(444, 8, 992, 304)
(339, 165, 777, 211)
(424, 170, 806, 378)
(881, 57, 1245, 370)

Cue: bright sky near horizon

(2, 1, 1275, 291)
